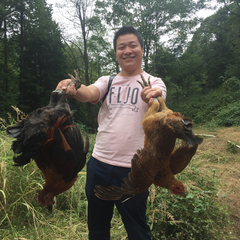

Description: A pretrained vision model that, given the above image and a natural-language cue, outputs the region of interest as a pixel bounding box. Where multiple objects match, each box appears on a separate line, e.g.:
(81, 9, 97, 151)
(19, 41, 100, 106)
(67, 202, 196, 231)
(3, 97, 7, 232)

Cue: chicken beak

(180, 192, 186, 198)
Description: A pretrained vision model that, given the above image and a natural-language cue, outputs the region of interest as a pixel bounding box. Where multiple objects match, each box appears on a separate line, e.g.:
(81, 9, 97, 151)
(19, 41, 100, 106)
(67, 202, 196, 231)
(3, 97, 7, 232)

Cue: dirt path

(195, 126, 240, 239)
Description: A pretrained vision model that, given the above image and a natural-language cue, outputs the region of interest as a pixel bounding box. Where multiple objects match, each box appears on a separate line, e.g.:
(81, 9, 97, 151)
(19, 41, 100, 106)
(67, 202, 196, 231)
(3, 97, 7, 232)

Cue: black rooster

(7, 70, 89, 206)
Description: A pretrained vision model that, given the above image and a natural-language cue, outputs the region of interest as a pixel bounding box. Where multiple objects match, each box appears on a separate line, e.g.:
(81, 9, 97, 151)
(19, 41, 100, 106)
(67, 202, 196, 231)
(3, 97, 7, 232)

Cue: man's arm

(56, 79, 100, 103)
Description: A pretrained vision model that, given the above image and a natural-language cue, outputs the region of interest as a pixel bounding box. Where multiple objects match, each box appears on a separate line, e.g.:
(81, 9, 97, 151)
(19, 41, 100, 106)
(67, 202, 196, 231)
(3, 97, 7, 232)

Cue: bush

(148, 167, 231, 240)
(0, 132, 233, 240)
(167, 77, 240, 127)
(213, 101, 240, 127)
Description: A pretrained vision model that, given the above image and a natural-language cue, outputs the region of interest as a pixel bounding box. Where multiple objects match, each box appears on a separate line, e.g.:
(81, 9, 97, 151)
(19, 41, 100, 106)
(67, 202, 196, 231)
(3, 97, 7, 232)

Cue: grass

(0, 132, 128, 240)
(1, 126, 238, 240)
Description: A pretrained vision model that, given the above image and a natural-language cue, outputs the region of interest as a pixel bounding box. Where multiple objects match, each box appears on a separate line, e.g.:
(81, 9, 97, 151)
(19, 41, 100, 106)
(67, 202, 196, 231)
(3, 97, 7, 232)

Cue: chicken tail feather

(183, 132, 203, 146)
(182, 119, 203, 146)
(94, 173, 138, 201)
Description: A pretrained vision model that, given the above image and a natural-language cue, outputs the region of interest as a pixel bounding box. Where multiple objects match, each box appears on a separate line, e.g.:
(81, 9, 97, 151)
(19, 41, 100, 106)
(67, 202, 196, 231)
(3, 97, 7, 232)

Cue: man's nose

(124, 46, 132, 54)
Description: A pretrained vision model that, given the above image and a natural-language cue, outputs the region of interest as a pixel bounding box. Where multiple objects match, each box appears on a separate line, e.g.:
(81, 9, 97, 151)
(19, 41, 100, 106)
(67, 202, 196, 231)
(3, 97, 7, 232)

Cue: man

(57, 25, 166, 240)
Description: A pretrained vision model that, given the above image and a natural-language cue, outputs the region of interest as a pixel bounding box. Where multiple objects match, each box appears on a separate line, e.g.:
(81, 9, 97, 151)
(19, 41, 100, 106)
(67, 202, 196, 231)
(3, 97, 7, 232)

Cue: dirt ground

(195, 126, 240, 239)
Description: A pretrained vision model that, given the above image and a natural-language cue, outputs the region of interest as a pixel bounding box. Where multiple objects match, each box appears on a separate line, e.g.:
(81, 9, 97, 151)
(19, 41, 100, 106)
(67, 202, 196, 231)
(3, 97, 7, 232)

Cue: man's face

(116, 33, 144, 74)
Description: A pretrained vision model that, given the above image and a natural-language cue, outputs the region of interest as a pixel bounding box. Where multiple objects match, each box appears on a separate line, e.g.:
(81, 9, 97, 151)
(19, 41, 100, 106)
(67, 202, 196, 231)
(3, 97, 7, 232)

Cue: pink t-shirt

(91, 71, 167, 168)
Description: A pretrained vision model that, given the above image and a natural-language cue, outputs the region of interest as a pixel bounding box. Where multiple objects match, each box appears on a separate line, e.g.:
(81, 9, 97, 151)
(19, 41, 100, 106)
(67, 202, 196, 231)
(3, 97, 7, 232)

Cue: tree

(60, 0, 116, 132)
(94, 0, 209, 73)
(16, 0, 66, 112)
(0, 0, 22, 116)
(183, 1, 240, 90)
(0, 0, 66, 119)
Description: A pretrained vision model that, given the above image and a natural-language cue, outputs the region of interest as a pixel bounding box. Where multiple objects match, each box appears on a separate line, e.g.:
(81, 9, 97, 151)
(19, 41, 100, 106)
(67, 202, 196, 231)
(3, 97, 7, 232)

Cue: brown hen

(94, 74, 202, 201)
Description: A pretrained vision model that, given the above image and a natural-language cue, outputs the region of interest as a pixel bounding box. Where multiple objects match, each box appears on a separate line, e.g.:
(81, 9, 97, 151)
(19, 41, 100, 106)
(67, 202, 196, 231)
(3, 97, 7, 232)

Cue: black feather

(7, 70, 89, 205)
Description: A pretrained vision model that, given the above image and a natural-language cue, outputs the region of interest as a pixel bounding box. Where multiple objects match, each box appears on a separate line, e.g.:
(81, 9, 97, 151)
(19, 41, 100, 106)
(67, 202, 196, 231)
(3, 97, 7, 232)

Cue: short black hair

(113, 26, 144, 52)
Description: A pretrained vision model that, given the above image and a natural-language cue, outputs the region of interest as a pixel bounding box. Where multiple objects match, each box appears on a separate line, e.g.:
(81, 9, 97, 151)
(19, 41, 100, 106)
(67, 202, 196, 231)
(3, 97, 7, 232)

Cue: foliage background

(1, 0, 240, 239)
(1, 0, 240, 131)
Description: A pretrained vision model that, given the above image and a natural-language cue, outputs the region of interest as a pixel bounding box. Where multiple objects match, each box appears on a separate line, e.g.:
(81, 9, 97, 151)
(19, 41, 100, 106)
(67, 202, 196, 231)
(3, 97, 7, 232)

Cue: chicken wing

(94, 74, 202, 201)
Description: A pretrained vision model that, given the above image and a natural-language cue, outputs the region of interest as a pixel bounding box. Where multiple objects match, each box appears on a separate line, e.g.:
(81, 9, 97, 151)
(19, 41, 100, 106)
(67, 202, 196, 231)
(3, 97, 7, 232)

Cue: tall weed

(149, 166, 232, 240)
(0, 131, 233, 239)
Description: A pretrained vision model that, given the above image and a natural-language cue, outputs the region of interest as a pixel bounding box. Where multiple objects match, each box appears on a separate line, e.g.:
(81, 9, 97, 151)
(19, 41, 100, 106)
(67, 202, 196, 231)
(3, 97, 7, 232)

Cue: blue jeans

(85, 156, 151, 240)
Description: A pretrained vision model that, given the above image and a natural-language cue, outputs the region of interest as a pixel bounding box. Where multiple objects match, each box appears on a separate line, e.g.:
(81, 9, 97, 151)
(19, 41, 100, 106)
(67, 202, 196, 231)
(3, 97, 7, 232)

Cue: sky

(45, 0, 220, 41)
(46, 0, 76, 38)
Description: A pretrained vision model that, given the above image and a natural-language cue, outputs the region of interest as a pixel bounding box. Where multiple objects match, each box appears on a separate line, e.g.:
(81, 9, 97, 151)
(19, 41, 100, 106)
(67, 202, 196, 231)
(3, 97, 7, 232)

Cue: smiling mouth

(123, 56, 135, 60)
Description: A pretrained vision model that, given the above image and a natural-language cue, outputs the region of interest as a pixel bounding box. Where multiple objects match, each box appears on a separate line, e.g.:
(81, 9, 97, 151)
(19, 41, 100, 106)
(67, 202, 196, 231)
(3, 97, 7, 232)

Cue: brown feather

(94, 74, 202, 201)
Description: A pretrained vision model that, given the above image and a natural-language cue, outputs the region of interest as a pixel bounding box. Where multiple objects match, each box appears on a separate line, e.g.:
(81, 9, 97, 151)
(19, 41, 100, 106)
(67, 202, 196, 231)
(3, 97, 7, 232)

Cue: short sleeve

(90, 75, 110, 103)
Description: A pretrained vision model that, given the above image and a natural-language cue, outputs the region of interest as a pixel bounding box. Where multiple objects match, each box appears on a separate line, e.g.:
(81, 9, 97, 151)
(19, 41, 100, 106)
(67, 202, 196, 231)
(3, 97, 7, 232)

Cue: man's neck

(118, 69, 144, 77)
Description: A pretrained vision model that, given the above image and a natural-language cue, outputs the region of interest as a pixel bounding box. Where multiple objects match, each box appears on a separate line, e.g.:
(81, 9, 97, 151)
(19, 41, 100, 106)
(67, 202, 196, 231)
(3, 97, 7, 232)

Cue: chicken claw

(94, 74, 203, 202)
(68, 69, 82, 90)
(137, 74, 152, 89)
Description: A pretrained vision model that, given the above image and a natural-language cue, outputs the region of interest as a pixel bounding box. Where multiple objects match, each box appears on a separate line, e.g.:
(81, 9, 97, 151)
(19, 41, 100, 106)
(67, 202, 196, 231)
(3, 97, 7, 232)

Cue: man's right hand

(56, 79, 77, 98)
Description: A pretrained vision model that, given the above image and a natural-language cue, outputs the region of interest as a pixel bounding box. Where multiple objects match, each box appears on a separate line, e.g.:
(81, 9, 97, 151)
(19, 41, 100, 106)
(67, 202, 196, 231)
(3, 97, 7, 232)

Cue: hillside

(0, 126, 240, 239)
(195, 126, 240, 238)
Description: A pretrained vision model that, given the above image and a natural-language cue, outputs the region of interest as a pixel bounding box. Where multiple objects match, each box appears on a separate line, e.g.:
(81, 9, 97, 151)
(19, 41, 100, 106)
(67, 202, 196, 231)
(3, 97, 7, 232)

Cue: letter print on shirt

(108, 82, 140, 112)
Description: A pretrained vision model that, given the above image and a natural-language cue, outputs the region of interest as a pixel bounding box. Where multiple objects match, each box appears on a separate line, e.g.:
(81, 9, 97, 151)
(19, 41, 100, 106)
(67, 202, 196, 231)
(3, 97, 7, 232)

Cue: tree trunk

(76, 0, 96, 131)
(19, 3, 24, 103)
(3, 17, 8, 92)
